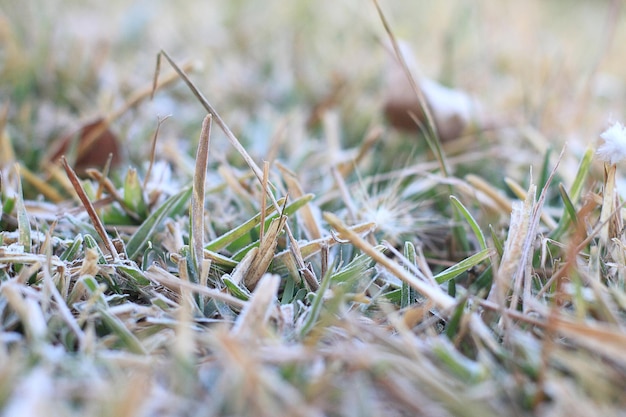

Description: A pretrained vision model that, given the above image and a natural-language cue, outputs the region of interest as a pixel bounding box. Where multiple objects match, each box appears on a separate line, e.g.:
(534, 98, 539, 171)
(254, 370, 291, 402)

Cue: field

(1, 1, 626, 416)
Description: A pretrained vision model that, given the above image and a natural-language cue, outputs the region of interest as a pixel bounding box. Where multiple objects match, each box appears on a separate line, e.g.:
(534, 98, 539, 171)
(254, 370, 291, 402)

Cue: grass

(1, 0, 626, 416)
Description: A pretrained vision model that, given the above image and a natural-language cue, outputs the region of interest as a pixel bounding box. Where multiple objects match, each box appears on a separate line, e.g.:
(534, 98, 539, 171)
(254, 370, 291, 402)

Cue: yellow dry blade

(230, 247, 258, 286)
(231, 273, 280, 338)
(244, 215, 287, 290)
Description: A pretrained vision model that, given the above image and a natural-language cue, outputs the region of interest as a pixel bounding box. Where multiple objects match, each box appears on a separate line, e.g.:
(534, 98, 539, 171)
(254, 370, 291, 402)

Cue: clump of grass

(1, 1, 626, 416)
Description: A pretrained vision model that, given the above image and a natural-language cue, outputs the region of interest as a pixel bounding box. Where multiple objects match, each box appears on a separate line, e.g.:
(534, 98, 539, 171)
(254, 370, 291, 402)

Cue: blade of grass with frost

(14, 165, 31, 252)
(402, 241, 417, 308)
(123, 168, 148, 219)
(324, 212, 455, 310)
(116, 264, 151, 286)
(203, 248, 238, 269)
(505, 177, 557, 229)
(299, 263, 334, 338)
(205, 194, 311, 252)
(558, 184, 579, 228)
(450, 195, 487, 251)
(513, 151, 562, 311)
(552, 148, 592, 239)
(223, 275, 251, 301)
(59, 234, 83, 261)
(190, 115, 212, 284)
(2, 283, 47, 343)
(433, 338, 485, 383)
(126, 186, 192, 260)
(489, 225, 504, 257)
(42, 267, 85, 347)
(145, 265, 245, 308)
(229, 247, 258, 285)
(259, 161, 269, 243)
(71, 275, 106, 309)
(83, 234, 106, 264)
(274, 222, 376, 263)
(433, 248, 492, 284)
(97, 306, 146, 354)
(330, 250, 375, 284)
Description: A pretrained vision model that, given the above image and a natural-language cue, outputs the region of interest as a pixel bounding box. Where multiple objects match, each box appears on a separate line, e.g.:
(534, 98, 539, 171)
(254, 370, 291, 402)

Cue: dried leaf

(244, 215, 287, 290)
(48, 118, 121, 173)
(383, 40, 485, 142)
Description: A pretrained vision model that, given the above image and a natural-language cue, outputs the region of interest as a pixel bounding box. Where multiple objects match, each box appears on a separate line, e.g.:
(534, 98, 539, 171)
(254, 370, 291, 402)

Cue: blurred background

(1, 0, 625, 183)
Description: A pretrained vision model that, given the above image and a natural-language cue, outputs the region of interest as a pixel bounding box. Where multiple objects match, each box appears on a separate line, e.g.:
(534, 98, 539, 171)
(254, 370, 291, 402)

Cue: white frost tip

(597, 121, 626, 165)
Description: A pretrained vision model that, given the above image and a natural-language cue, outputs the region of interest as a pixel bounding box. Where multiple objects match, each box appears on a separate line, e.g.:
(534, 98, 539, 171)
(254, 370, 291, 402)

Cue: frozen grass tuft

(1, 1, 626, 416)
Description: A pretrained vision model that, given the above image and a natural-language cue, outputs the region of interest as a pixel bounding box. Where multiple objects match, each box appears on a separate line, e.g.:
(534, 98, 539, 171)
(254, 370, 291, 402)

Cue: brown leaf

(47, 118, 121, 173)
(383, 40, 484, 142)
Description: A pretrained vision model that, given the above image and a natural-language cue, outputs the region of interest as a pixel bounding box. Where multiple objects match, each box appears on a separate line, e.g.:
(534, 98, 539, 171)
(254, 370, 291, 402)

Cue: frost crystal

(597, 122, 626, 165)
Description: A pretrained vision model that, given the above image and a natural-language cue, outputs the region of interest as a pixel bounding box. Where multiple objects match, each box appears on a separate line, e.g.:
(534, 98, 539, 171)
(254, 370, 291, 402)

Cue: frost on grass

(597, 121, 626, 165)
(1, 1, 626, 417)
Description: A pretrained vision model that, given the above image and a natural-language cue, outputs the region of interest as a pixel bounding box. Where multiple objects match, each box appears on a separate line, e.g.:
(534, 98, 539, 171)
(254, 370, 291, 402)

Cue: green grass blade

(60, 234, 83, 261)
(83, 234, 106, 264)
(559, 183, 579, 227)
(204, 249, 238, 269)
(223, 275, 251, 301)
(401, 241, 418, 308)
(489, 225, 504, 258)
(450, 195, 487, 251)
(445, 297, 467, 339)
(551, 148, 592, 239)
(126, 186, 192, 261)
(15, 166, 31, 252)
(116, 264, 151, 286)
(299, 265, 334, 338)
(98, 307, 147, 354)
(434, 248, 492, 284)
(123, 167, 148, 218)
(568, 147, 593, 203)
(205, 194, 313, 252)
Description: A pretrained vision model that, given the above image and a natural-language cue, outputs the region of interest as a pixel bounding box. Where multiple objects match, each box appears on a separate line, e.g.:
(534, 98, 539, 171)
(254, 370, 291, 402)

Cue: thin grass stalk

(61, 157, 119, 262)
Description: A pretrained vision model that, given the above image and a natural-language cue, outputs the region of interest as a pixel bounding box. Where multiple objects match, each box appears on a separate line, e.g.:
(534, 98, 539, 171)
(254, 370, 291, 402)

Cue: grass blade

(450, 195, 487, 251)
(62, 157, 119, 262)
(433, 248, 493, 284)
(559, 183, 579, 228)
(126, 186, 192, 261)
(190, 114, 212, 283)
(205, 194, 312, 252)
(14, 165, 31, 252)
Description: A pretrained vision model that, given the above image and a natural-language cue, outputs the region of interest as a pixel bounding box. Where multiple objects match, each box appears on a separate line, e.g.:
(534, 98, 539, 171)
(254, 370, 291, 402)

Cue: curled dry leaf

(46, 118, 121, 173)
(383, 40, 485, 142)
